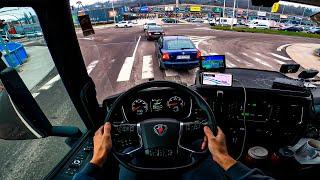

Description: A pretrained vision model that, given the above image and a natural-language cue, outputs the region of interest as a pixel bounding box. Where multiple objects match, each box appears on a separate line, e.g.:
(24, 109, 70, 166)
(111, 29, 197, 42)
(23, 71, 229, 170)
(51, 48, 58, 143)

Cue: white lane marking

(201, 49, 208, 55)
(188, 36, 213, 49)
(132, 36, 141, 59)
(194, 27, 212, 31)
(32, 60, 100, 98)
(32, 93, 40, 98)
(116, 36, 141, 82)
(277, 44, 291, 52)
(226, 52, 253, 66)
(8, 96, 42, 138)
(117, 57, 134, 82)
(165, 69, 179, 77)
(226, 61, 236, 68)
(86, 60, 99, 74)
(39, 75, 61, 90)
(242, 52, 273, 68)
(78, 37, 94, 40)
(209, 52, 218, 55)
(255, 53, 285, 65)
(270, 53, 291, 61)
(142, 55, 154, 79)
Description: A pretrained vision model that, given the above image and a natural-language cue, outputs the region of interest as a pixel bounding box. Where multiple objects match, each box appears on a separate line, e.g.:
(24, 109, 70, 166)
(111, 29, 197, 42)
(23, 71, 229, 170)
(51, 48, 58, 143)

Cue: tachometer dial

(131, 99, 148, 115)
(167, 96, 185, 113)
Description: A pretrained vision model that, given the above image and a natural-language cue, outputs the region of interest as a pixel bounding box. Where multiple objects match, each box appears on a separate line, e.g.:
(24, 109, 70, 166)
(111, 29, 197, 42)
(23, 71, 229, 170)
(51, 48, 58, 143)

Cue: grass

(212, 25, 320, 39)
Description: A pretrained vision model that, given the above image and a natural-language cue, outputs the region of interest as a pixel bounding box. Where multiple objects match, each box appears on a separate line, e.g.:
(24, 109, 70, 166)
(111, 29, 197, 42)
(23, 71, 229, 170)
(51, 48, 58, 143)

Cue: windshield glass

(165, 39, 195, 50)
(71, 0, 320, 103)
(148, 26, 163, 31)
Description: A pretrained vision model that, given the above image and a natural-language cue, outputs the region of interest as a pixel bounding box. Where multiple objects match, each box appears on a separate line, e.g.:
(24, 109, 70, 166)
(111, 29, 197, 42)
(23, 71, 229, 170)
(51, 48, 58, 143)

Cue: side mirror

(298, 69, 319, 79)
(280, 64, 300, 74)
(0, 67, 82, 140)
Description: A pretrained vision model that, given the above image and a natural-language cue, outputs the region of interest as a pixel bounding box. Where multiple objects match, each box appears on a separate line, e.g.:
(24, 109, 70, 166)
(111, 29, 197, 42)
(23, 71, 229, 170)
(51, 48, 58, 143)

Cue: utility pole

(300, 7, 306, 25)
(223, 0, 226, 18)
(246, 0, 250, 22)
(112, 0, 116, 23)
(176, 0, 179, 23)
(231, 0, 237, 29)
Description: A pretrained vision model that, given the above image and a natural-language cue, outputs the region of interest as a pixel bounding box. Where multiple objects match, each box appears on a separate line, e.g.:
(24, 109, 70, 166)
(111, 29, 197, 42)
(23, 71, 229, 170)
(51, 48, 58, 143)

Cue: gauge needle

(132, 106, 141, 112)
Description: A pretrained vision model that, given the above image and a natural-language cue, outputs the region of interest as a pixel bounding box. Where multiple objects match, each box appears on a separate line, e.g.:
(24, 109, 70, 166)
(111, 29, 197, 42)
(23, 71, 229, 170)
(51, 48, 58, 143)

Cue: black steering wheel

(105, 81, 217, 173)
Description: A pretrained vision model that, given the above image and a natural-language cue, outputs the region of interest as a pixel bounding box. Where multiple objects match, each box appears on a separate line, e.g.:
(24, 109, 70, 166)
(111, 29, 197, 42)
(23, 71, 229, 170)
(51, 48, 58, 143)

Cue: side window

(0, 7, 86, 180)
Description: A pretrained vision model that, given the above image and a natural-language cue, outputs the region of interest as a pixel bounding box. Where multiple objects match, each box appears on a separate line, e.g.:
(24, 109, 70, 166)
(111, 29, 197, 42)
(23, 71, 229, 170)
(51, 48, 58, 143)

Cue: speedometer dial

(167, 96, 185, 113)
(131, 99, 148, 115)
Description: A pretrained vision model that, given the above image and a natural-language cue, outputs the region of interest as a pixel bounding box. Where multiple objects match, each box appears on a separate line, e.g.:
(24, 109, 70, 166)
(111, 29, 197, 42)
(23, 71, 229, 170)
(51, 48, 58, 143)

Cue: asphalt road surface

(0, 23, 319, 180)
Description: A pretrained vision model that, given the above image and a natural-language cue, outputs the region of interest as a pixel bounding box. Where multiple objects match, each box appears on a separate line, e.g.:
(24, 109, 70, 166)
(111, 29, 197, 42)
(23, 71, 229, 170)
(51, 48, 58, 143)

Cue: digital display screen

(202, 72, 232, 86)
(201, 55, 226, 71)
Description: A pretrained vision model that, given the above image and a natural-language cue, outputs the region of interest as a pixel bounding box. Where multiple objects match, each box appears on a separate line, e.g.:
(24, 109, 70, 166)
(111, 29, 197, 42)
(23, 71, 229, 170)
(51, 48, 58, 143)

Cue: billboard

(190, 6, 201, 12)
(257, 11, 267, 17)
(109, 10, 117, 17)
(140, 6, 149, 13)
(165, 6, 174, 12)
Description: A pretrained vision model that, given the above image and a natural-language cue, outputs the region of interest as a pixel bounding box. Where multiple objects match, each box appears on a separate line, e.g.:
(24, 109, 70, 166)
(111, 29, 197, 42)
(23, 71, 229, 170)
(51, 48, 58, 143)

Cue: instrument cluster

(122, 90, 191, 122)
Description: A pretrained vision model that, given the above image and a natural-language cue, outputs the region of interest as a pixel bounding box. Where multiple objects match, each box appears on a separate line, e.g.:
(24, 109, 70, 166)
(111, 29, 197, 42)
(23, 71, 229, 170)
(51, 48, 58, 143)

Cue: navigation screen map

(202, 72, 233, 86)
(201, 55, 226, 71)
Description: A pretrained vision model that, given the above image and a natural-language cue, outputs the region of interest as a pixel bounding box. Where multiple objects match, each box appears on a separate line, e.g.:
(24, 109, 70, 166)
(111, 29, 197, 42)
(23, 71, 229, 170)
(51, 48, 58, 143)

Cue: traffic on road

(0, 1, 320, 180)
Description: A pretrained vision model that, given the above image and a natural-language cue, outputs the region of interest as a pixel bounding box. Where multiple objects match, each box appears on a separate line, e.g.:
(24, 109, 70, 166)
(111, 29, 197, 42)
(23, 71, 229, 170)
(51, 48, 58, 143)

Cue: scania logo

(153, 124, 167, 136)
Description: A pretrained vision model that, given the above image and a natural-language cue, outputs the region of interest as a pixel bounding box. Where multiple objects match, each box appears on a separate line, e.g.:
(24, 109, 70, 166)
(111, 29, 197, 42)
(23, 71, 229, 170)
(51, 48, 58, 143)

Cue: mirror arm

(50, 126, 82, 138)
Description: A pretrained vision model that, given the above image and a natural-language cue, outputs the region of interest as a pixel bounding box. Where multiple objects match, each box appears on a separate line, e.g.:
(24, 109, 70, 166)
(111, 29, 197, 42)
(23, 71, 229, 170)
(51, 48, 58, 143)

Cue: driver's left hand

(90, 122, 112, 167)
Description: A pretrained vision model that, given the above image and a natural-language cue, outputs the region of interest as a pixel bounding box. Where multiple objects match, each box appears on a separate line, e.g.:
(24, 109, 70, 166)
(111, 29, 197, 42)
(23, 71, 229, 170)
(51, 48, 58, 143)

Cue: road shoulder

(286, 43, 320, 71)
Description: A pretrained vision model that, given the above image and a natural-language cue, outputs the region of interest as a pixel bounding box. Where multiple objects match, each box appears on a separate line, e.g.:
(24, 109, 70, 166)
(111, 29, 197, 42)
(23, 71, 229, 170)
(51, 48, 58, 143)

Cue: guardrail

(0, 42, 28, 68)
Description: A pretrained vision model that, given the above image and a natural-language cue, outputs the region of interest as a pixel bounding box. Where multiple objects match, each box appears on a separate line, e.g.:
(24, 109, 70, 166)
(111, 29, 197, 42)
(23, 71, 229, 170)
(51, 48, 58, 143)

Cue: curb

(315, 48, 320, 57)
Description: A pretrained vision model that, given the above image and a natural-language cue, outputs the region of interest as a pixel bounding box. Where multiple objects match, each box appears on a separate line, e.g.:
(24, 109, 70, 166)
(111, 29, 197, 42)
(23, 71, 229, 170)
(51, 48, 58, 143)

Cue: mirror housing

(280, 64, 300, 74)
(298, 69, 319, 79)
(0, 67, 82, 140)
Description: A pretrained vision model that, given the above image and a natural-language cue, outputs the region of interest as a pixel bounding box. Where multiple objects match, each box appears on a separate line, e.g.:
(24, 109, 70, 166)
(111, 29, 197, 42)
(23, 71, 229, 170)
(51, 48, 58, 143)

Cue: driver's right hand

(202, 126, 237, 171)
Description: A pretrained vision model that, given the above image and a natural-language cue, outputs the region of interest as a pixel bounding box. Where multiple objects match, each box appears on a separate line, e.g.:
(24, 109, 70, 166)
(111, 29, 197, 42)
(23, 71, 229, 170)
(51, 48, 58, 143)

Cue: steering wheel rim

(105, 81, 217, 173)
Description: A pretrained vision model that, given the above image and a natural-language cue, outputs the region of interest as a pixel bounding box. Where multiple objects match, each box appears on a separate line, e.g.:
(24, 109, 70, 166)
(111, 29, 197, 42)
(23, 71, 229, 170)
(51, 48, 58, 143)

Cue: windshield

(165, 39, 195, 50)
(148, 26, 163, 31)
(71, 1, 320, 103)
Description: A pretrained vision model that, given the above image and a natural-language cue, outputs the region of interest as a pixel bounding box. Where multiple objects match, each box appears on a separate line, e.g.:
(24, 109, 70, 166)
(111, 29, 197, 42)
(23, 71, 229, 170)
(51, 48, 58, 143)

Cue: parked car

(115, 21, 133, 28)
(314, 30, 320, 34)
(308, 27, 320, 33)
(280, 26, 303, 32)
(162, 18, 178, 23)
(8, 34, 25, 39)
(155, 35, 201, 70)
(145, 25, 164, 40)
(248, 23, 269, 29)
(191, 18, 204, 23)
(143, 21, 156, 31)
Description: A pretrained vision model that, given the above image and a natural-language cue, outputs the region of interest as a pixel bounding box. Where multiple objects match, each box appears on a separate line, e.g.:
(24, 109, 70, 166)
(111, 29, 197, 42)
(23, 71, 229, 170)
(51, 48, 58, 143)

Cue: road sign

(190, 6, 201, 12)
(271, 2, 280, 13)
(175, 7, 180, 13)
(257, 11, 267, 17)
(213, 7, 222, 13)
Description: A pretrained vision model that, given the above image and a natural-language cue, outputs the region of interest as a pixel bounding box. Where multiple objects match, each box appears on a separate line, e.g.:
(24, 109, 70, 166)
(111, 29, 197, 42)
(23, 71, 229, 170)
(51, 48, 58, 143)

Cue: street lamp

(112, 0, 116, 23)
(231, 0, 237, 29)
(300, 7, 306, 25)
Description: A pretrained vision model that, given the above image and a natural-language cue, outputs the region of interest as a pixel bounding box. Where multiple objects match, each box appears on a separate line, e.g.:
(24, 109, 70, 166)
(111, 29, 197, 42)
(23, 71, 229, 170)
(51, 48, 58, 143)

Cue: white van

(214, 18, 237, 26)
(247, 19, 277, 29)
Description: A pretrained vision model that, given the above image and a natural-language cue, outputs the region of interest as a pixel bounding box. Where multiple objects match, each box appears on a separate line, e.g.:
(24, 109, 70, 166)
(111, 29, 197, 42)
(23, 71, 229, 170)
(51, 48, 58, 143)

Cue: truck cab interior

(0, 0, 320, 179)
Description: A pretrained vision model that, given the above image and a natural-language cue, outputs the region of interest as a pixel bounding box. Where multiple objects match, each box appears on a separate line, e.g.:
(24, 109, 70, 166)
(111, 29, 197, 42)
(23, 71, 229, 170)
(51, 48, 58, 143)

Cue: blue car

(155, 35, 201, 70)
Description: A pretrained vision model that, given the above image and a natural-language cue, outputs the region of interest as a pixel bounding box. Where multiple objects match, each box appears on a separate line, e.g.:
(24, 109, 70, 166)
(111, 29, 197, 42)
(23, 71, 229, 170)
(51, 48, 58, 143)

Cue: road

(0, 22, 319, 180)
